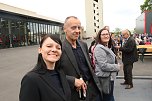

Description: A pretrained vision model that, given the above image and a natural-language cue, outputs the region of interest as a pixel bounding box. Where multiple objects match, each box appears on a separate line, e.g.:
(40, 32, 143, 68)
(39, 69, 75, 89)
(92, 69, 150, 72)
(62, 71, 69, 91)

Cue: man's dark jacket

(119, 36, 138, 64)
(60, 39, 102, 101)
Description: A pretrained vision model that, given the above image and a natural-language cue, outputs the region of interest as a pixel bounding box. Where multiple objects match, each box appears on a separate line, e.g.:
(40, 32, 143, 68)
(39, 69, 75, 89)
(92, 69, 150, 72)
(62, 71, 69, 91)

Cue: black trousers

(123, 63, 133, 85)
(85, 80, 100, 101)
(102, 81, 115, 101)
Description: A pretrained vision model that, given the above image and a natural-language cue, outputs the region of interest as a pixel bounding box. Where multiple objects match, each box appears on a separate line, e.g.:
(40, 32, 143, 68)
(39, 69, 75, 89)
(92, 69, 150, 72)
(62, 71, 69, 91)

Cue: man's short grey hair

(122, 29, 131, 36)
(63, 16, 78, 28)
(64, 16, 78, 23)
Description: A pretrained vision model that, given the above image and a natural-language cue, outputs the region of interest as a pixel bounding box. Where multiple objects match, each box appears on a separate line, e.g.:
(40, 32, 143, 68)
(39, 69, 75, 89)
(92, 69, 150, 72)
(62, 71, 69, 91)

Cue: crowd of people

(134, 33, 152, 45)
(19, 16, 138, 101)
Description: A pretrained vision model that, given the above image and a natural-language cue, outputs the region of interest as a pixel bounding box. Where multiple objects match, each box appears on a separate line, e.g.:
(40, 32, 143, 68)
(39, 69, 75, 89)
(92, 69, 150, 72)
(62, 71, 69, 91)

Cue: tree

(113, 28, 121, 36)
(140, 0, 152, 13)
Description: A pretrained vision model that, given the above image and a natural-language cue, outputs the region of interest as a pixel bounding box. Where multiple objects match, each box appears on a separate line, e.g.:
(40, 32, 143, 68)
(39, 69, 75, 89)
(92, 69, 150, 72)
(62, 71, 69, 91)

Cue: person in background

(115, 29, 138, 89)
(19, 34, 71, 101)
(111, 32, 118, 55)
(135, 36, 142, 45)
(94, 28, 121, 101)
(60, 16, 102, 101)
(89, 35, 97, 71)
(89, 35, 96, 54)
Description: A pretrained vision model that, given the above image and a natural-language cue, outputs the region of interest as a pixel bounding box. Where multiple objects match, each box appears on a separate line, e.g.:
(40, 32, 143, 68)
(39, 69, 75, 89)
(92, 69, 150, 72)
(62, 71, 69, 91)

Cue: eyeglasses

(122, 33, 127, 36)
(100, 33, 109, 36)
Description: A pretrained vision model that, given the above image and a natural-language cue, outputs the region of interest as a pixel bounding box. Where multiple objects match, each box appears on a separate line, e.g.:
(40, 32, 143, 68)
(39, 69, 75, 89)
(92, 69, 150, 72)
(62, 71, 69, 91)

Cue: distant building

(135, 10, 152, 35)
(0, 3, 63, 49)
(85, 0, 103, 38)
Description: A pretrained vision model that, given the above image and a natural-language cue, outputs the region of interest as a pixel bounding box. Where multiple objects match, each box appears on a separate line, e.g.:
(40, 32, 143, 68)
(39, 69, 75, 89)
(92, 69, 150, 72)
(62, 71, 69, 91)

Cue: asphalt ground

(0, 45, 38, 101)
(0, 40, 152, 101)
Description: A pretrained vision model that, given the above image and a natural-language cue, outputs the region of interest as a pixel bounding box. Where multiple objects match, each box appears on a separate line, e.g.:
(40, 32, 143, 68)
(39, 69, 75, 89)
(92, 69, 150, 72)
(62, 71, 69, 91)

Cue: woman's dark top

(19, 68, 71, 101)
(47, 69, 64, 95)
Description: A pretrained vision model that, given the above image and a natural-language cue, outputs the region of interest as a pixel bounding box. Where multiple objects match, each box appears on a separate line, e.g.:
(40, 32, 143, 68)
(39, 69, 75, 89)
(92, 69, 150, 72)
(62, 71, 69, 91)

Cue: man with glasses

(115, 29, 138, 89)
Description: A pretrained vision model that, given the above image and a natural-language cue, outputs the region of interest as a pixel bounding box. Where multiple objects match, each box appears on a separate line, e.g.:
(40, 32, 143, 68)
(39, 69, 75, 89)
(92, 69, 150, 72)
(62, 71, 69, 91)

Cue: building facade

(136, 10, 152, 35)
(0, 3, 63, 49)
(85, 0, 103, 38)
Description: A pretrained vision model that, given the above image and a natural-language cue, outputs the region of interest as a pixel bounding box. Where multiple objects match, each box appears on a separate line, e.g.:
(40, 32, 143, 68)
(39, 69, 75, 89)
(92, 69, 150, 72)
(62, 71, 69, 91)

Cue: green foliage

(140, 0, 152, 13)
(113, 28, 121, 36)
(112, 28, 135, 36)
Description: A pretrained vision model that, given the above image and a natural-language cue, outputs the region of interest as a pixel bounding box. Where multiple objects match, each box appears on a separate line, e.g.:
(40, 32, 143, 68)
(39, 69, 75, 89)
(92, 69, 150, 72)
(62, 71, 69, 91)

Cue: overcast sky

(103, 0, 144, 31)
(0, 0, 144, 31)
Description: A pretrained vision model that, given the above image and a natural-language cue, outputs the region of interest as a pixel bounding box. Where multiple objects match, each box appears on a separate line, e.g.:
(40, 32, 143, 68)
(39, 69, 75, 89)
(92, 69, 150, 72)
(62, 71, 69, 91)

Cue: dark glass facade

(0, 10, 63, 49)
